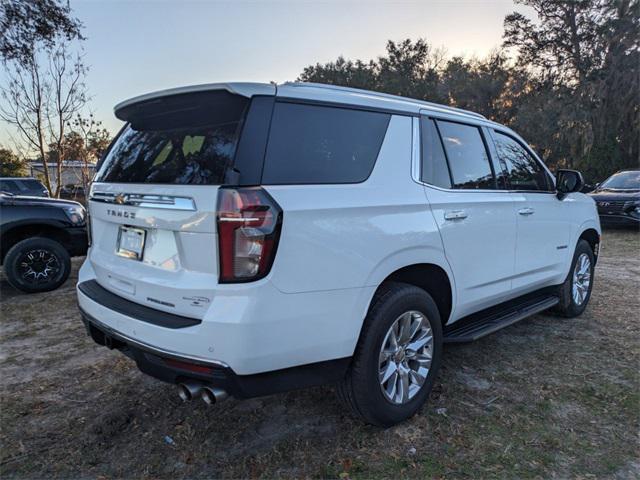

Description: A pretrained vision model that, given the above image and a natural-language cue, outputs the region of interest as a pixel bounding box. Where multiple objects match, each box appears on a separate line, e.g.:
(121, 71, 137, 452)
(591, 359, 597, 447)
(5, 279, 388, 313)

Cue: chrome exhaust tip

(201, 386, 229, 405)
(177, 381, 203, 402)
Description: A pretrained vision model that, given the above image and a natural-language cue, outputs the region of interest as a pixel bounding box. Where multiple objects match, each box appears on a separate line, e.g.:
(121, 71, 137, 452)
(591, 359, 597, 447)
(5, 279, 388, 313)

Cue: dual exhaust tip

(178, 381, 228, 405)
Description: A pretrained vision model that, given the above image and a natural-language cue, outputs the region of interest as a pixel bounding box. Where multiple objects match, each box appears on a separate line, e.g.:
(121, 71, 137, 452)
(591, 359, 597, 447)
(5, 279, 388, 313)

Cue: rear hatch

(87, 86, 273, 319)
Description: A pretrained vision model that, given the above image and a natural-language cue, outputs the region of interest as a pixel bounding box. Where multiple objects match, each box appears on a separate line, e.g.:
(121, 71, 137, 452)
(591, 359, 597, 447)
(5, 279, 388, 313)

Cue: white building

(29, 161, 97, 191)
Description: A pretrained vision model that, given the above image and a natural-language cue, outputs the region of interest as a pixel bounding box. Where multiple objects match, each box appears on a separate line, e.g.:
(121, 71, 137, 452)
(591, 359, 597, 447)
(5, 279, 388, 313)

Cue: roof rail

(283, 82, 487, 120)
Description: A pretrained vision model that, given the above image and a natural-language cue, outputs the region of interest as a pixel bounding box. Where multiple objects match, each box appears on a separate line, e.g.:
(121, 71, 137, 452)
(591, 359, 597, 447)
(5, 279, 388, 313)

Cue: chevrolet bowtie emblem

(115, 193, 127, 205)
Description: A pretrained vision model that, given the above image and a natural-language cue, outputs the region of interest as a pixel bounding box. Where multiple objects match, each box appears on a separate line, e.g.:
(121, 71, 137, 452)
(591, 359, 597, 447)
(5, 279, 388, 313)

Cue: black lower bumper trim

(598, 215, 640, 228)
(67, 227, 89, 257)
(78, 280, 200, 329)
(80, 309, 351, 399)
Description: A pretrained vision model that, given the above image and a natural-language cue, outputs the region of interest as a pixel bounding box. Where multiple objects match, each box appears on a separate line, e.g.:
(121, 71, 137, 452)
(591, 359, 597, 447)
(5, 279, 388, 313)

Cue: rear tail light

(217, 187, 282, 283)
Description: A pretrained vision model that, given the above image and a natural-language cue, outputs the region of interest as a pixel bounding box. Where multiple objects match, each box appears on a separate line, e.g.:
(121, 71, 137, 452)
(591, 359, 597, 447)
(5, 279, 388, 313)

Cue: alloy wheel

(17, 249, 61, 286)
(572, 253, 591, 306)
(378, 310, 434, 405)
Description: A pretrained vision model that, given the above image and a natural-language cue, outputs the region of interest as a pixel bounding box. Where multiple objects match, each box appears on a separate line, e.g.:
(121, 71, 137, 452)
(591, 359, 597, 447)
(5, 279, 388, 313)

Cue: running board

(444, 295, 559, 343)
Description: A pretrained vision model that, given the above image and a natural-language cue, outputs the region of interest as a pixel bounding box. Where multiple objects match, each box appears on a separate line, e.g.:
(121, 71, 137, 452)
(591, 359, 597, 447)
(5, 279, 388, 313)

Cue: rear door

(87, 88, 269, 319)
(419, 115, 517, 319)
(488, 129, 572, 291)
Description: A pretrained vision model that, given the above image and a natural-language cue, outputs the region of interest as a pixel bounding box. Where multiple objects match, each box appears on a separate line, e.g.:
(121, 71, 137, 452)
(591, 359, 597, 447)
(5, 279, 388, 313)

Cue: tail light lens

(217, 187, 282, 283)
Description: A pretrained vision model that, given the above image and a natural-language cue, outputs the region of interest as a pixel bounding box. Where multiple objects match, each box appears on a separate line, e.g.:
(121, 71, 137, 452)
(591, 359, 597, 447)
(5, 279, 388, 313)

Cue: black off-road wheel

(338, 282, 443, 427)
(553, 239, 595, 318)
(4, 237, 71, 293)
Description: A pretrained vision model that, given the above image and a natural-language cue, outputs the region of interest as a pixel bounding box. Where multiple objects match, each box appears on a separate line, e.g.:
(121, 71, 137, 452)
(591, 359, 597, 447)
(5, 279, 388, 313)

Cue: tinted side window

(420, 118, 451, 188)
(437, 121, 495, 190)
(493, 131, 550, 191)
(0, 180, 19, 193)
(262, 103, 391, 184)
(21, 179, 42, 191)
(15, 180, 31, 192)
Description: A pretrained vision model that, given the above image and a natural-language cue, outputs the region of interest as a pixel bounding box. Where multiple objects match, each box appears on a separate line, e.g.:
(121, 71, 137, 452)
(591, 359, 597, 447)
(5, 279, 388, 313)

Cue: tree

(0, 148, 27, 176)
(68, 113, 111, 192)
(299, 56, 378, 91)
(503, 0, 640, 179)
(0, 0, 84, 64)
(297, 0, 639, 182)
(439, 51, 512, 121)
(0, 42, 88, 197)
(299, 39, 446, 102)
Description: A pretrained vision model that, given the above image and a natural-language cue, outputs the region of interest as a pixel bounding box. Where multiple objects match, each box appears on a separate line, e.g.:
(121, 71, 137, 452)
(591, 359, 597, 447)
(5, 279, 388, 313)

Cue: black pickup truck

(0, 193, 88, 293)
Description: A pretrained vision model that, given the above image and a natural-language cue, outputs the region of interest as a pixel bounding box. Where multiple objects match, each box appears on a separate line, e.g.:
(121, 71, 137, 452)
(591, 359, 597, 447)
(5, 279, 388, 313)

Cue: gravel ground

(1, 229, 638, 479)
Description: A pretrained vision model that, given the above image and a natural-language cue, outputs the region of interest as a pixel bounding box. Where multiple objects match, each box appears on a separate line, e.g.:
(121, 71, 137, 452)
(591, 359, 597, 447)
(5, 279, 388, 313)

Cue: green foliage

(0, 148, 27, 176)
(299, 0, 640, 183)
(0, 0, 84, 65)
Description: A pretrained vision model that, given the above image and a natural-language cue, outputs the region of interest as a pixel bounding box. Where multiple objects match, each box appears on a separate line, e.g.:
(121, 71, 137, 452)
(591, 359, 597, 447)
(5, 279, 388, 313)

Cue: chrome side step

(444, 295, 559, 343)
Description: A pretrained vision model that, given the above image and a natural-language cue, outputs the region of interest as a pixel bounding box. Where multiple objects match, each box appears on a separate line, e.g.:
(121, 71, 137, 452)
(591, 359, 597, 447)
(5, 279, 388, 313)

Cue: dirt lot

(1, 230, 638, 479)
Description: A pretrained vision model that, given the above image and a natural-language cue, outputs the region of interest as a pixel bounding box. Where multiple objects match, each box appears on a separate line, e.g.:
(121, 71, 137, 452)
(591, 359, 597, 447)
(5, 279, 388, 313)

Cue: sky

(0, 0, 535, 146)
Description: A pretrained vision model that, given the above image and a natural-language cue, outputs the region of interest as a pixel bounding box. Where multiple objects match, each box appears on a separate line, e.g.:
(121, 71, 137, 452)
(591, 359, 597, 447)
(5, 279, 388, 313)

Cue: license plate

(116, 226, 146, 260)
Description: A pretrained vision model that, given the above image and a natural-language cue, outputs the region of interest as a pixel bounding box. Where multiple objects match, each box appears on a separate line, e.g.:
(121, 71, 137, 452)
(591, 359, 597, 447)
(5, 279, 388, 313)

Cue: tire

(338, 282, 443, 427)
(553, 239, 595, 318)
(4, 237, 71, 293)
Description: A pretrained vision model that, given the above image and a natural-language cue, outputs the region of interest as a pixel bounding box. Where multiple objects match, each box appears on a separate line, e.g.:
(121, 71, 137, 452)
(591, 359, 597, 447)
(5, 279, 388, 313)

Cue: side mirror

(556, 169, 584, 200)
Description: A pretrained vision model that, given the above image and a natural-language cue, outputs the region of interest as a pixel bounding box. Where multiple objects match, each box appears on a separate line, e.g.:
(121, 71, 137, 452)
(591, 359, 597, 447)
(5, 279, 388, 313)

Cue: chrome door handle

(518, 207, 535, 216)
(444, 210, 468, 220)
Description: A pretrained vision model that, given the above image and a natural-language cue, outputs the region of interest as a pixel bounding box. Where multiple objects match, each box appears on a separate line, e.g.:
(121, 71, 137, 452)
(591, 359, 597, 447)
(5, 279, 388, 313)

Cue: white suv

(78, 82, 600, 426)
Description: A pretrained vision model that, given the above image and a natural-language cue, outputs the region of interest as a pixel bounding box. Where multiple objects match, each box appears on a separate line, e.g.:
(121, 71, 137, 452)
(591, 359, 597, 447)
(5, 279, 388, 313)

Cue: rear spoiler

(114, 82, 275, 121)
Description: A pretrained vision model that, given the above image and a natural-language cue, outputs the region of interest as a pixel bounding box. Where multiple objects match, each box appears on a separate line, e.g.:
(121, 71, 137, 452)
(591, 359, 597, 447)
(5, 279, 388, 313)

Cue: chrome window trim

(90, 192, 197, 211)
(411, 117, 421, 182)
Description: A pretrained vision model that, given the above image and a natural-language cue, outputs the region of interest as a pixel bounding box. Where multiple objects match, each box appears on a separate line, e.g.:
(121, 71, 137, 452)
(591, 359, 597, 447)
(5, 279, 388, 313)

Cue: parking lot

(1, 229, 638, 479)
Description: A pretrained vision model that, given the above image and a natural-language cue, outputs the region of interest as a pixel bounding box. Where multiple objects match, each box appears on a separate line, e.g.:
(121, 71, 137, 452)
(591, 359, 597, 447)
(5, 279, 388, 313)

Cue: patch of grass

(0, 233, 639, 479)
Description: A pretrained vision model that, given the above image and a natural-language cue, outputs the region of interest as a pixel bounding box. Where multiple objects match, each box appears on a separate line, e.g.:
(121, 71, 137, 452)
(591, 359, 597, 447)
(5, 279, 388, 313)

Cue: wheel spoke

(407, 313, 421, 341)
(414, 352, 432, 367)
(409, 368, 426, 385)
(397, 313, 412, 344)
(379, 347, 394, 364)
(407, 333, 432, 352)
(399, 368, 410, 403)
(385, 371, 398, 399)
(387, 329, 399, 351)
(379, 361, 396, 384)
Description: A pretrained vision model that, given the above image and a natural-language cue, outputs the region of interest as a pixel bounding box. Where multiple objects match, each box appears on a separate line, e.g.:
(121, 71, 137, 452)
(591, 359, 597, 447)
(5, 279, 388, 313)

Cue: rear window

(262, 102, 391, 184)
(95, 91, 249, 184)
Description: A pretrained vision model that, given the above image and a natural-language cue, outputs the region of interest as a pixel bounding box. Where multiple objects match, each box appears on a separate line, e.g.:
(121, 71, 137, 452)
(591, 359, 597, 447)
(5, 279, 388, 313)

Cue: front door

(488, 129, 571, 292)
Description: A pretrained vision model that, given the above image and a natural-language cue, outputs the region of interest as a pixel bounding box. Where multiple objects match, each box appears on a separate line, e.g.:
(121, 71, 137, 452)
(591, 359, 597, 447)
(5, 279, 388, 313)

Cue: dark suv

(589, 169, 640, 228)
(1, 193, 88, 293)
(0, 177, 49, 197)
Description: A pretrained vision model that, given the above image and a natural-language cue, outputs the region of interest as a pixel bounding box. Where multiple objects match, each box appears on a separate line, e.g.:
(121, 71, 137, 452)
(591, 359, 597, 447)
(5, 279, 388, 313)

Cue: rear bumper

(77, 258, 371, 376)
(80, 308, 350, 398)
